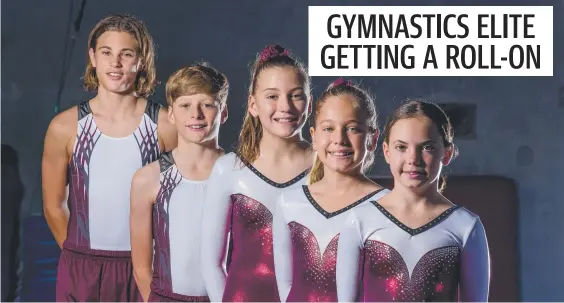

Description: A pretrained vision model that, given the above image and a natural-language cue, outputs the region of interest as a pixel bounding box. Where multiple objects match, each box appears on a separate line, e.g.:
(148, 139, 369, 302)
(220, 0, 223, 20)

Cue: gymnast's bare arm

(130, 161, 160, 302)
(42, 106, 77, 248)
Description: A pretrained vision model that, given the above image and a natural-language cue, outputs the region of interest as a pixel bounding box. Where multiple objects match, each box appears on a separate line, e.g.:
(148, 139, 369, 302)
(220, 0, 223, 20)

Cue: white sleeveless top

(151, 151, 209, 297)
(65, 100, 161, 254)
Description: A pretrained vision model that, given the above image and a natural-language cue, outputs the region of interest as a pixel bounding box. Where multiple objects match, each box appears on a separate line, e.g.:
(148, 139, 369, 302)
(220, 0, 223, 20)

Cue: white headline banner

(308, 6, 553, 76)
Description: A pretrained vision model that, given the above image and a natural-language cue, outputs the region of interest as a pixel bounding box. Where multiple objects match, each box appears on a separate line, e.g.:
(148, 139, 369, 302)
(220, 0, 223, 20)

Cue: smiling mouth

(329, 151, 353, 157)
(107, 72, 123, 77)
(274, 117, 298, 123)
(187, 125, 207, 130)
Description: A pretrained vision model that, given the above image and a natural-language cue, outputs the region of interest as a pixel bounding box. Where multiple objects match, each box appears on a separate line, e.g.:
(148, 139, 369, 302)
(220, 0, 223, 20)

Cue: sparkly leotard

(273, 186, 390, 302)
(200, 153, 309, 302)
(337, 200, 490, 302)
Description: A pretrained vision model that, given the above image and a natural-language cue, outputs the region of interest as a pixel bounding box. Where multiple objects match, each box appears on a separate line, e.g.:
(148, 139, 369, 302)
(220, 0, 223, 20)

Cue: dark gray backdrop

(2, 0, 563, 300)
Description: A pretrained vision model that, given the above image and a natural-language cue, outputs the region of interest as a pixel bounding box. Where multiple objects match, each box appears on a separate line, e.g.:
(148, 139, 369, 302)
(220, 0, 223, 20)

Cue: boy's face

(168, 93, 227, 144)
(89, 30, 141, 95)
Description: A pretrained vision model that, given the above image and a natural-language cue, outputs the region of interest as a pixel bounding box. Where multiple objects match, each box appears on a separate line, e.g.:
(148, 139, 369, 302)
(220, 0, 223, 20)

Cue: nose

(110, 54, 122, 67)
(406, 147, 423, 166)
(277, 95, 292, 112)
(333, 128, 350, 146)
(189, 104, 204, 119)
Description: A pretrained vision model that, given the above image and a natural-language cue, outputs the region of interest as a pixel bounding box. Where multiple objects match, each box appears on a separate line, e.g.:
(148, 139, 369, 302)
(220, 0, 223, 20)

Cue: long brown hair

(382, 99, 458, 192)
(236, 44, 310, 164)
(308, 78, 379, 184)
(83, 14, 157, 98)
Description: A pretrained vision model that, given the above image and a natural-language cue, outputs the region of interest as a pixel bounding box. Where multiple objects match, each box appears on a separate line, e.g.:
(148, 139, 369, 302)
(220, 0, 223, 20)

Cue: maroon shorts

(148, 288, 210, 302)
(56, 246, 142, 302)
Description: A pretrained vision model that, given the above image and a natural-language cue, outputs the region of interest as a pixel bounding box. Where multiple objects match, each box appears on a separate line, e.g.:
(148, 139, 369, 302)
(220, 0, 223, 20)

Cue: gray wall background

(2, 0, 563, 300)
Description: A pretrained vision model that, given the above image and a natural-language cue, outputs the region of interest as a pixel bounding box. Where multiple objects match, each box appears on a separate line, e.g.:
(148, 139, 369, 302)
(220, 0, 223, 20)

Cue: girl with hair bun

(200, 44, 314, 302)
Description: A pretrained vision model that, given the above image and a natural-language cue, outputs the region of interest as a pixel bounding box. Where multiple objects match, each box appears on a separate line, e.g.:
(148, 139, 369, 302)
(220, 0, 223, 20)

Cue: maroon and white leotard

(200, 153, 309, 302)
(337, 200, 490, 302)
(273, 186, 390, 302)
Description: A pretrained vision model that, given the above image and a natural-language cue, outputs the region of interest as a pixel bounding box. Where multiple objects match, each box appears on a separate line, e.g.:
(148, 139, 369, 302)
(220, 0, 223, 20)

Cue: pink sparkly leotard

(200, 153, 310, 302)
(273, 186, 390, 302)
(337, 200, 490, 302)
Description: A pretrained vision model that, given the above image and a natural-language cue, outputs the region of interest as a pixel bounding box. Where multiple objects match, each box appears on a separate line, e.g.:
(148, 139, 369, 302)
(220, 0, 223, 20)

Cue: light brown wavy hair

(83, 14, 156, 98)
